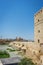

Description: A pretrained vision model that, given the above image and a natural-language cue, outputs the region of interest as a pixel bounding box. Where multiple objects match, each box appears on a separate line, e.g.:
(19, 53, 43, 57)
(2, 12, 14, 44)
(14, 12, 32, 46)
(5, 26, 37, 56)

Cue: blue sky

(0, 0, 43, 40)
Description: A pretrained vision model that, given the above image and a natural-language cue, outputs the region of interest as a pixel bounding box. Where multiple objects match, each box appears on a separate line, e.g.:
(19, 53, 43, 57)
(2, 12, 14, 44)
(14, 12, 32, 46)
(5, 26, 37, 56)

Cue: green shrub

(18, 58, 36, 65)
(0, 50, 10, 58)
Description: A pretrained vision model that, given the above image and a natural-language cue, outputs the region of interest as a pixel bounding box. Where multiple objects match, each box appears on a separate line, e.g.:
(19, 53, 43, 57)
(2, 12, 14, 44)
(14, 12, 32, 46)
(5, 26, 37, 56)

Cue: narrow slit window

(38, 39, 40, 43)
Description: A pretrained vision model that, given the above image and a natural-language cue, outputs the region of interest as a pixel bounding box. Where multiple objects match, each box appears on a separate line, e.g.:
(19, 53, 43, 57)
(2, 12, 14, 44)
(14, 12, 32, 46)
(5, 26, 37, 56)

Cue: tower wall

(34, 8, 43, 44)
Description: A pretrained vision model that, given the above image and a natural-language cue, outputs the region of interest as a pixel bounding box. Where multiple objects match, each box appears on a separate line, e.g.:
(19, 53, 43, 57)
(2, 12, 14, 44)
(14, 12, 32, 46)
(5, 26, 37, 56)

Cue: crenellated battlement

(34, 8, 43, 17)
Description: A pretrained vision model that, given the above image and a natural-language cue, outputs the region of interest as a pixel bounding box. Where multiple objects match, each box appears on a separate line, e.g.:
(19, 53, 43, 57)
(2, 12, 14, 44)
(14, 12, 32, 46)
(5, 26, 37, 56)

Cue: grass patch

(8, 45, 12, 47)
(7, 48, 19, 52)
(7, 48, 15, 52)
(0, 50, 10, 58)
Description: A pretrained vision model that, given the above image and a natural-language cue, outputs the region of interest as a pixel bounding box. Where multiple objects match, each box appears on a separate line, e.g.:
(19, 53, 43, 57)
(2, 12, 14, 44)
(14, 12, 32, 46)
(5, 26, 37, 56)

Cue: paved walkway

(0, 57, 21, 65)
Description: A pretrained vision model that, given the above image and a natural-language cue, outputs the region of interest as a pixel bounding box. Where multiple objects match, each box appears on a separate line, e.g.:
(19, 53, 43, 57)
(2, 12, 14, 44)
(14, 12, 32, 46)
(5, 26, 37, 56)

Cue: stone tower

(34, 8, 43, 44)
